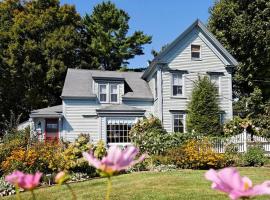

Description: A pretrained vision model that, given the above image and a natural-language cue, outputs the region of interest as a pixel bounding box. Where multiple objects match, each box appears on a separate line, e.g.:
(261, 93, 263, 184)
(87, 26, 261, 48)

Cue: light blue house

(29, 20, 238, 144)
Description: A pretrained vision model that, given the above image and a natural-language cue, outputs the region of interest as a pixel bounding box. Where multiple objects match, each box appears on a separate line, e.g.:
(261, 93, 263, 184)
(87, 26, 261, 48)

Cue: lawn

(4, 168, 270, 200)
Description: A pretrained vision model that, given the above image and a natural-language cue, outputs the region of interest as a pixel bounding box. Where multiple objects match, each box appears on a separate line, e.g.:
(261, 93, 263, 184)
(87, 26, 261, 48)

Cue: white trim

(171, 112, 186, 133)
(191, 44, 202, 60)
(171, 72, 185, 98)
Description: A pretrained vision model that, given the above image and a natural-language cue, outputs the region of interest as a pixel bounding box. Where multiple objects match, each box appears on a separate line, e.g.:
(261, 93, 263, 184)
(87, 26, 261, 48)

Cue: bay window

(106, 118, 135, 144)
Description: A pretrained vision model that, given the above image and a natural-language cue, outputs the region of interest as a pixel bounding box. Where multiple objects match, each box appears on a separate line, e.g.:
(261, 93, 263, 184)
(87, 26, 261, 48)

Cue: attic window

(191, 44, 201, 60)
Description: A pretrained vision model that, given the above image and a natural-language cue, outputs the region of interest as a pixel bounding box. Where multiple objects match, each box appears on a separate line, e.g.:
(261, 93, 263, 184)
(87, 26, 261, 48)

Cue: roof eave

(61, 95, 97, 100)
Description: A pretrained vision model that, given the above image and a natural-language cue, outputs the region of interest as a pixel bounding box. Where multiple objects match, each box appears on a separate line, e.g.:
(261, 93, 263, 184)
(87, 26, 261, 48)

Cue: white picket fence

(212, 130, 270, 154)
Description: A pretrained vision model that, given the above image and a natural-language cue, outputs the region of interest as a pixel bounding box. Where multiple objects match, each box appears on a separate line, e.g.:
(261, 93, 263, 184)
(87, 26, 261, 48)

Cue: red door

(45, 119, 59, 142)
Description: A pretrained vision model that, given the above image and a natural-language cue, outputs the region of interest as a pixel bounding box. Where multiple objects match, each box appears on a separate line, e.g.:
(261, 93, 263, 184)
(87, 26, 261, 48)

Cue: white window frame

(99, 84, 108, 103)
(171, 73, 184, 97)
(191, 44, 201, 60)
(98, 83, 119, 103)
(210, 74, 221, 95)
(154, 73, 158, 99)
(110, 84, 118, 103)
(172, 113, 186, 133)
(106, 118, 135, 145)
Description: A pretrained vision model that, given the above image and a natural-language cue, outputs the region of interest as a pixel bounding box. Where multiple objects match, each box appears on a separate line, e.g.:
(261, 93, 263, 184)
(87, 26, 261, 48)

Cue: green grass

(4, 168, 270, 200)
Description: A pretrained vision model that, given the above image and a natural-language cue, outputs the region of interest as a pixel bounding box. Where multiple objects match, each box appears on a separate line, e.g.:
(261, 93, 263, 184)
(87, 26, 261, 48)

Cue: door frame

(45, 118, 59, 142)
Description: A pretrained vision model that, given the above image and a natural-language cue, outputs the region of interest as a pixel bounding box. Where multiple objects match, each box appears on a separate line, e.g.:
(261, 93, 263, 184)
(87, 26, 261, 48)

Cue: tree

(83, 1, 152, 70)
(208, 0, 270, 100)
(186, 76, 222, 135)
(0, 0, 85, 131)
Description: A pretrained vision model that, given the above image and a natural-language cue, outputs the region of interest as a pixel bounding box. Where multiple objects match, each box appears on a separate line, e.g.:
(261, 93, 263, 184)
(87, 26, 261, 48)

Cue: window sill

(191, 58, 202, 61)
(170, 96, 187, 99)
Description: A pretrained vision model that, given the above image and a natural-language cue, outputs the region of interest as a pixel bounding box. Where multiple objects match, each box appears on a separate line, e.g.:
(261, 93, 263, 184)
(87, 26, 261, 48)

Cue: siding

(160, 28, 233, 132)
(63, 99, 100, 142)
(123, 100, 154, 117)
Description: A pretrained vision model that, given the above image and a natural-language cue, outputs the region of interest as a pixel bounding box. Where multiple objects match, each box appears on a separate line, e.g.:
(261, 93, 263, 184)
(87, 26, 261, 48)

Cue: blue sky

(60, 0, 214, 68)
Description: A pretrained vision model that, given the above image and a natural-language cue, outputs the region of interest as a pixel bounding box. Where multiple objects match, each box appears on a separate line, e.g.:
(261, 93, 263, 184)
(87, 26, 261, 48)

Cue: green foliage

(208, 0, 270, 100)
(83, 1, 152, 70)
(0, 0, 84, 130)
(186, 76, 222, 135)
(165, 138, 226, 169)
(93, 140, 106, 159)
(61, 134, 94, 174)
(243, 145, 266, 167)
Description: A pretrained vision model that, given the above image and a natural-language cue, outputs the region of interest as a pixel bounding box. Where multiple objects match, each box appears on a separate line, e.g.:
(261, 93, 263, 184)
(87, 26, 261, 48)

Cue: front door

(45, 119, 59, 142)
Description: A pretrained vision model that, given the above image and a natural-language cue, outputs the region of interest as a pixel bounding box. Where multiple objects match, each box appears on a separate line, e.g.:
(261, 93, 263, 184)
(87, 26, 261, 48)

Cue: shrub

(129, 116, 168, 155)
(243, 145, 266, 166)
(1, 142, 64, 174)
(130, 116, 195, 155)
(186, 76, 222, 135)
(0, 177, 15, 197)
(61, 134, 95, 174)
(165, 138, 226, 169)
(94, 140, 106, 159)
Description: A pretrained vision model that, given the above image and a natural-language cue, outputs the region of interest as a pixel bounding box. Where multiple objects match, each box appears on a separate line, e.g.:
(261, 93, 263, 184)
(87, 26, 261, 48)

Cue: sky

(60, 0, 214, 68)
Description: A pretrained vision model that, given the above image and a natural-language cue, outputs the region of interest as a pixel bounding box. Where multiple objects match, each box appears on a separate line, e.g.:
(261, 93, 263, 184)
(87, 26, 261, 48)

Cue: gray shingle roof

(96, 104, 145, 112)
(61, 69, 153, 100)
(30, 105, 62, 118)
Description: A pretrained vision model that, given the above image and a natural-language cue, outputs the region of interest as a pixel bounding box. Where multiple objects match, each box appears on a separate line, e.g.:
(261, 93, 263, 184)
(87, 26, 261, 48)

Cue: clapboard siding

(63, 99, 100, 142)
(123, 100, 154, 117)
(160, 28, 233, 132)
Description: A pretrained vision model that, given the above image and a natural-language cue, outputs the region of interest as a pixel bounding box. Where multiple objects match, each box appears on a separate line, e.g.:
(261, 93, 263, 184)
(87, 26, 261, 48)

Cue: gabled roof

(30, 105, 62, 118)
(142, 19, 238, 79)
(61, 69, 153, 101)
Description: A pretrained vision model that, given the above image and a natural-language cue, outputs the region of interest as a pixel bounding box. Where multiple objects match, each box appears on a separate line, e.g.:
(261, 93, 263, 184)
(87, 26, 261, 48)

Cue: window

(99, 83, 119, 103)
(99, 84, 107, 102)
(172, 73, 183, 96)
(110, 84, 118, 102)
(210, 74, 220, 94)
(220, 113, 226, 124)
(106, 119, 134, 144)
(191, 44, 201, 59)
(154, 74, 158, 98)
(173, 114, 184, 133)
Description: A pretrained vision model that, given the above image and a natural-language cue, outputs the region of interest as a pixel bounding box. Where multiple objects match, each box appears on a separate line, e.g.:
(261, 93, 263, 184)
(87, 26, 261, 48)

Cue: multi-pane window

(173, 114, 184, 133)
(220, 113, 226, 124)
(191, 44, 201, 59)
(172, 73, 183, 96)
(106, 119, 134, 144)
(210, 75, 220, 94)
(99, 84, 107, 102)
(99, 83, 118, 103)
(110, 84, 118, 102)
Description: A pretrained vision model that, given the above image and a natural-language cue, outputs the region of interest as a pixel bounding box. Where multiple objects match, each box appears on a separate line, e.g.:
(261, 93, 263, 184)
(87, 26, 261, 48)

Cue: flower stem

(66, 183, 77, 200)
(15, 185, 22, 200)
(106, 177, 112, 200)
(30, 190, 36, 200)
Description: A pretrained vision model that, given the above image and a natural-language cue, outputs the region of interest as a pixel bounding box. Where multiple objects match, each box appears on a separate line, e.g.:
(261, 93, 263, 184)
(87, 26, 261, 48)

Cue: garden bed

(4, 167, 270, 200)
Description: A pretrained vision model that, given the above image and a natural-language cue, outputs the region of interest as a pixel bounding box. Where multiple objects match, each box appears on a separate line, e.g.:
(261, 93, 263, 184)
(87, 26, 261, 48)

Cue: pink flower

(205, 167, 270, 200)
(83, 145, 146, 176)
(6, 171, 42, 190)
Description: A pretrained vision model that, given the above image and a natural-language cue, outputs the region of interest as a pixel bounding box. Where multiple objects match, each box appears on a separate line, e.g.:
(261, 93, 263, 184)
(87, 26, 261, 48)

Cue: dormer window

(191, 44, 201, 60)
(99, 84, 107, 102)
(110, 84, 118, 102)
(99, 83, 118, 103)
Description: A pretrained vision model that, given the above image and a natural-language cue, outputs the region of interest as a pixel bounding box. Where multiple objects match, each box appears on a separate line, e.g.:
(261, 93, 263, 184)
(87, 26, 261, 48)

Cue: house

(29, 19, 238, 144)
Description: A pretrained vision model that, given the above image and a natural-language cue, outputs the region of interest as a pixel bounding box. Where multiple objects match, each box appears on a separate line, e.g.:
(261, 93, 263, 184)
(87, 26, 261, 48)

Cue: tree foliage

(83, 1, 152, 70)
(208, 0, 270, 100)
(0, 0, 151, 132)
(187, 76, 222, 135)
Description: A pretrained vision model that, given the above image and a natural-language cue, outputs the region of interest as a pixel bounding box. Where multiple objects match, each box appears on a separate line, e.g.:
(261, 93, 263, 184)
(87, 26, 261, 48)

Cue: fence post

(243, 128, 247, 153)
